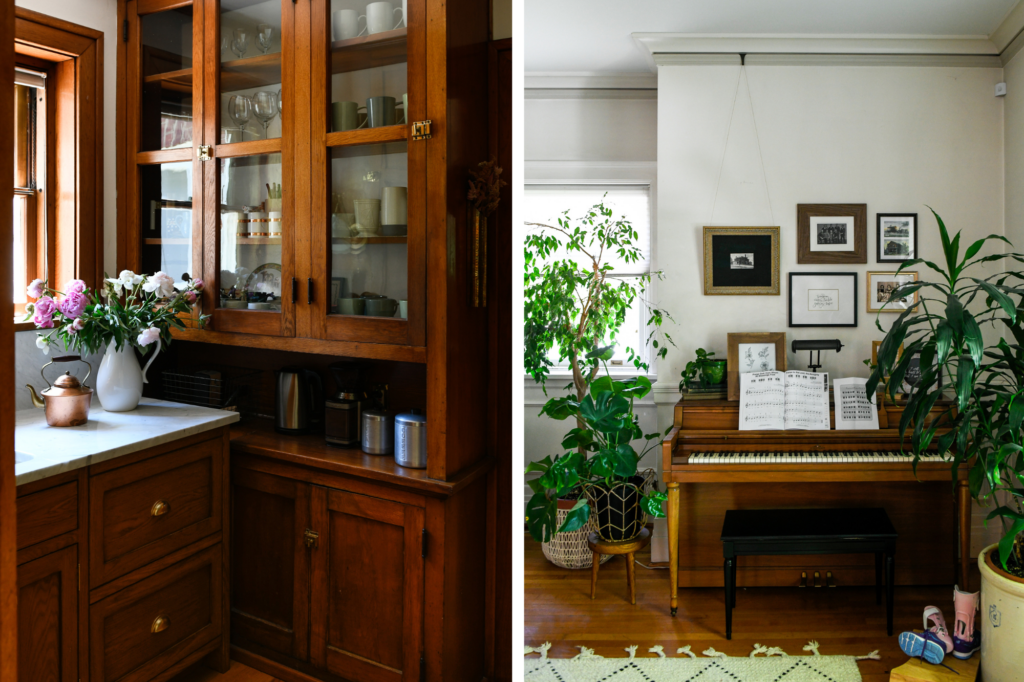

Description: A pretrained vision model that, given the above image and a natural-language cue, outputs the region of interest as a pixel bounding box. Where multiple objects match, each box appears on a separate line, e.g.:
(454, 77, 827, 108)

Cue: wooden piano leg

(668, 482, 680, 617)
(957, 479, 972, 591)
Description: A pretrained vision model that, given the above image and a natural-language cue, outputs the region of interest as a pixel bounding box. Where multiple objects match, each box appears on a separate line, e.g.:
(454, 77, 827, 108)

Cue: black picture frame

(788, 272, 858, 328)
(876, 213, 918, 263)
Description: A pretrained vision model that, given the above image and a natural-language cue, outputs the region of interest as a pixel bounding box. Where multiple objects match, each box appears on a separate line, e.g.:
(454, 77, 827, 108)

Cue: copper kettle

(26, 356, 93, 427)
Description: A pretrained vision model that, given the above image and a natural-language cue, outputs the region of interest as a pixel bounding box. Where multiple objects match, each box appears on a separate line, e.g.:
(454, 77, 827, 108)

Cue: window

(523, 183, 653, 371)
(13, 70, 45, 313)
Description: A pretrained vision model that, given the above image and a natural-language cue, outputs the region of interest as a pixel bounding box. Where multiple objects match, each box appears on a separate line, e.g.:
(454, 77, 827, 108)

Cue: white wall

(1006, 51, 1024, 248)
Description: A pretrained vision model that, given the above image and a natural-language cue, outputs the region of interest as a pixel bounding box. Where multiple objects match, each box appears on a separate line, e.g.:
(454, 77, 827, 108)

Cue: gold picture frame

(867, 271, 919, 313)
(703, 226, 780, 295)
(727, 331, 787, 401)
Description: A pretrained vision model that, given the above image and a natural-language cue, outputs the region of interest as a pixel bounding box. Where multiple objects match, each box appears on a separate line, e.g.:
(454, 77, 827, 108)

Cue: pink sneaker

(923, 606, 954, 653)
(952, 585, 981, 659)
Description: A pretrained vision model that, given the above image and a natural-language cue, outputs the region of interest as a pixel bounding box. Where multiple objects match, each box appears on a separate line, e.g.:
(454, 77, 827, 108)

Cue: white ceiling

(525, 0, 1022, 73)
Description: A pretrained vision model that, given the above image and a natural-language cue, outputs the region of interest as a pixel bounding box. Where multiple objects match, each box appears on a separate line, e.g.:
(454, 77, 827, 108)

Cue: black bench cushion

(721, 508, 897, 542)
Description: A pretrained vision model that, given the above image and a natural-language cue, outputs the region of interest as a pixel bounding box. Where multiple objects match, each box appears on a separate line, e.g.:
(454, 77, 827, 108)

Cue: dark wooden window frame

(13, 7, 104, 331)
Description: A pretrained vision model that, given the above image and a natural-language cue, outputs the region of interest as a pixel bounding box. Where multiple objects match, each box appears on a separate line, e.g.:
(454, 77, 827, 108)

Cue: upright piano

(661, 397, 970, 615)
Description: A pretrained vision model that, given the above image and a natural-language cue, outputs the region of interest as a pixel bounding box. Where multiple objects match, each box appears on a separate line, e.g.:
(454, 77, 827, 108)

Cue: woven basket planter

(541, 498, 612, 570)
(584, 468, 657, 542)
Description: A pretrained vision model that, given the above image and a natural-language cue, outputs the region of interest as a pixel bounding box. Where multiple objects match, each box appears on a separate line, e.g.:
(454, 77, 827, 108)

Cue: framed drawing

(726, 331, 787, 401)
(789, 272, 858, 327)
(876, 213, 917, 263)
(866, 271, 919, 313)
(702, 226, 780, 295)
(797, 204, 867, 264)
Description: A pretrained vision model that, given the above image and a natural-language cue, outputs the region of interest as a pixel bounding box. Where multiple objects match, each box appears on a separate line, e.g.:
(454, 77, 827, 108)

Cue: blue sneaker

(899, 631, 947, 665)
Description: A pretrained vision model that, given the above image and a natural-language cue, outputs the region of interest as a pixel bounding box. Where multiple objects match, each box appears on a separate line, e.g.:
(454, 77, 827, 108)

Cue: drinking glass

(231, 27, 249, 58)
(257, 24, 273, 54)
(228, 95, 252, 138)
(276, 89, 282, 122)
(252, 91, 278, 139)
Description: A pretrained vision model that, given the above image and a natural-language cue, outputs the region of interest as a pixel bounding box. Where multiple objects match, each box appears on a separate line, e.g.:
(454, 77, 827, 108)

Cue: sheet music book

(738, 370, 831, 431)
(832, 377, 880, 430)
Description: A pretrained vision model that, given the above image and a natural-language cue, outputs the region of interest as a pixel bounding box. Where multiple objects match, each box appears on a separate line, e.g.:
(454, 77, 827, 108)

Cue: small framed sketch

(866, 271, 918, 313)
(702, 226, 780, 295)
(726, 331, 787, 401)
(797, 204, 867, 264)
(876, 213, 917, 263)
(789, 272, 858, 327)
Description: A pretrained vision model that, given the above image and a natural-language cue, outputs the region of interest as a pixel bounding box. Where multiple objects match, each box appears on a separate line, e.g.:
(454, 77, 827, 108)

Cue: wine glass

(252, 91, 278, 139)
(276, 89, 282, 122)
(231, 27, 249, 58)
(257, 24, 273, 55)
(228, 95, 252, 139)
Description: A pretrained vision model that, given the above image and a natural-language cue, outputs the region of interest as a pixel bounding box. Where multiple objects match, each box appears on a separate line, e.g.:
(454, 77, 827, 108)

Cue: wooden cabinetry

(15, 428, 231, 682)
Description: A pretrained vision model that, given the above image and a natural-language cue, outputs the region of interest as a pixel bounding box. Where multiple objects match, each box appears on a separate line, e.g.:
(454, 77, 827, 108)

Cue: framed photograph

(789, 272, 858, 327)
(866, 271, 919, 313)
(901, 351, 944, 393)
(871, 340, 904, 367)
(726, 331, 787, 401)
(797, 204, 867, 264)
(702, 226, 780, 295)
(877, 213, 917, 263)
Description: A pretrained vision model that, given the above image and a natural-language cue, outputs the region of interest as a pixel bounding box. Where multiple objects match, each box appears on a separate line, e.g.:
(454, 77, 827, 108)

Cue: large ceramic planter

(541, 498, 610, 570)
(979, 543, 1024, 682)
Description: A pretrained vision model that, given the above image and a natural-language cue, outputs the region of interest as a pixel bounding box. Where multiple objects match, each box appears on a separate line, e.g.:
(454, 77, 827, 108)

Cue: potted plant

(679, 348, 726, 393)
(868, 209, 1024, 680)
(524, 198, 673, 564)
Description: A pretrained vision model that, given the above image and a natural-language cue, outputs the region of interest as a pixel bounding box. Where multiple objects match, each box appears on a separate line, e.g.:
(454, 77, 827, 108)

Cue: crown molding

(746, 53, 1002, 68)
(525, 88, 657, 100)
(991, 0, 1024, 52)
(524, 71, 658, 90)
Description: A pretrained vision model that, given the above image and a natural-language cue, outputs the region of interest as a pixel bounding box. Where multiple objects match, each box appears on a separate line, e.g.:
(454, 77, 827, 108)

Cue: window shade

(524, 184, 651, 276)
(15, 68, 45, 90)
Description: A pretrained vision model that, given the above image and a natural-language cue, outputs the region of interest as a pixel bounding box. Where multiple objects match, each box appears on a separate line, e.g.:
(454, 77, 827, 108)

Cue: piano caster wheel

(670, 607, 677, 617)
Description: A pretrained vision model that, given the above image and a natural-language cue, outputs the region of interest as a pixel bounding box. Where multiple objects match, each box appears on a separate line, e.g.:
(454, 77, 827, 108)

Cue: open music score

(738, 370, 831, 430)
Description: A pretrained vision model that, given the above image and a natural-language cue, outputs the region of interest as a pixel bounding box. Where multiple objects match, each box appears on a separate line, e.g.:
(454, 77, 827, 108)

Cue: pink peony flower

(192, 278, 204, 292)
(63, 279, 87, 296)
(184, 290, 198, 305)
(59, 291, 88, 320)
(143, 271, 176, 298)
(32, 296, 56, 328)
(68, 317, 86, 334)
(137, 327, 161, 347)
(27, 279, 45, 299)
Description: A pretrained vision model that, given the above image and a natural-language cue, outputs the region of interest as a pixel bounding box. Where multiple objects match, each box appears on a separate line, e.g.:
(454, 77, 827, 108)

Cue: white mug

(398, 300, 408, 319)
(332, 9, 365, 41)
(353, 199, 381, 234)
(381, 186, 407, 226)
(364, 1, 403, 35)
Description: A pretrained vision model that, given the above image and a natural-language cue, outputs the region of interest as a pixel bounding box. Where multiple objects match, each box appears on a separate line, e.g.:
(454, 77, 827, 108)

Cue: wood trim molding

(524, 71, 657, 90)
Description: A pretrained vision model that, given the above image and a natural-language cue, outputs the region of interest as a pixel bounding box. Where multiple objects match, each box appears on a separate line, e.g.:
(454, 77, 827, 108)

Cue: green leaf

(972, 279, 1017, 324)
(586, 345, 615, 361)
(945, 294, 965, 336)
(935, 321, 953, 366)
(641, 490, 668, 518)
(557, 499, 591, 534)
(998, 518, 1024, 570)
(963, 312, 984, 368)
(930, 207, 955, 277)
(956, 357, 975, 412)
(1010, 395, 1024, 434)
(525, 492, 558, 543)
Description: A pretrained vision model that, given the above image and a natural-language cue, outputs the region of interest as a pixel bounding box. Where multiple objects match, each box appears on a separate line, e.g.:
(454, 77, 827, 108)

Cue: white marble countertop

(15, 397, 240, 486)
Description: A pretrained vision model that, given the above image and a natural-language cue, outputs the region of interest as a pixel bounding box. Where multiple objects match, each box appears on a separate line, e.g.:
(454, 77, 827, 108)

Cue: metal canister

(361, 410, 394, 455)
(394, 413, 426, 469)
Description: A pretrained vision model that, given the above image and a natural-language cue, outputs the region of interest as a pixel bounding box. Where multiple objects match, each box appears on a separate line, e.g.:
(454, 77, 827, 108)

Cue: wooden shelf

(142, 52, 282, 94)
(234, 236, 282, 245)
(332, 235, 406, 245)
(144, 238, 190, 245)
(331, 28, 407, 74)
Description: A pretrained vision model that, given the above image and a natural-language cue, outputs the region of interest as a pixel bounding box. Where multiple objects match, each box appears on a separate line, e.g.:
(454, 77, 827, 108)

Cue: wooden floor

(525, 536, 980, 682)
(170, 660, 281, 682)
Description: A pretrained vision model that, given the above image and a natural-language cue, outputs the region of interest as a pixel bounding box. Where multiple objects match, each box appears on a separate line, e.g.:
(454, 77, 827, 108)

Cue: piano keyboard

(688, 451, 946, 464)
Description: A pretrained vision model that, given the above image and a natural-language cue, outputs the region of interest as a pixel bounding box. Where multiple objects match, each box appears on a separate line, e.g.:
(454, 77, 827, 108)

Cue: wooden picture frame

(727, 331, 787, 401)
(702, 226, 780, 295)
(797, 204, 867, 264)
(867, 271, 919, 313)
(876, 213, 918, 263)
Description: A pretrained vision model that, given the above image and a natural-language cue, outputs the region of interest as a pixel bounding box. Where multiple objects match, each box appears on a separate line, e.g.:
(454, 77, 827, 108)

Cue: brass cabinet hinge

(421, 528, 427, 558)
(122, 20, 128, 43)
(304, 529, 319, 549)
(197, 145, 213, 161)
(410, 120, 432, 141)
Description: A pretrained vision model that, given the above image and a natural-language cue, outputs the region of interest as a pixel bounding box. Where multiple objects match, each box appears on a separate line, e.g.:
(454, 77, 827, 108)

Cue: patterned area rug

(524, 640, 879, 682)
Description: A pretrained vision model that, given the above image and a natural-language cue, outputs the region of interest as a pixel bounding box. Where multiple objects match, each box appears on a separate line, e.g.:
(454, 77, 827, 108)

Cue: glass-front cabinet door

(202, 0, 295, 336)
(307, 0, 426, 347)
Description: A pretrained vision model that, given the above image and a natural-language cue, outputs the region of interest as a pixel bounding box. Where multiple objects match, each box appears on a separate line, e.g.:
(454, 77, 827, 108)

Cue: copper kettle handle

(39, 355, 92, 389)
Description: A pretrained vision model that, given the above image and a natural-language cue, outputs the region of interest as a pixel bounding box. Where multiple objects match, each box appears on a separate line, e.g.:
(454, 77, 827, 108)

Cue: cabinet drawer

(90, 436, 223, 587)
(90, 544, 222, 682)
(17, 481, 78, 550)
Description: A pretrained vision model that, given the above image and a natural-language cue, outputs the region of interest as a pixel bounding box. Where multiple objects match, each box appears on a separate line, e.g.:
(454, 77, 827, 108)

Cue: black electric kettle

(275, 367, 324, 434)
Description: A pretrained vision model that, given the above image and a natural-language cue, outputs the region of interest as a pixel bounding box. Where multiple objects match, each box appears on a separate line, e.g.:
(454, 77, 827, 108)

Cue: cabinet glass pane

(140, 162, 194, 286)
(329, 142, 407, 318)
(219, 154, 283, 310)
(141, 7, 194, 152)
(328, 0, 407, 132)
(219, 0, 283, 143)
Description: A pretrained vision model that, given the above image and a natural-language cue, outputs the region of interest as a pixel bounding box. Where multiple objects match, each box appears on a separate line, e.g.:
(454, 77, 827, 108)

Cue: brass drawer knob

(151, 500, 169, 517)
(151, 615, 169, 633)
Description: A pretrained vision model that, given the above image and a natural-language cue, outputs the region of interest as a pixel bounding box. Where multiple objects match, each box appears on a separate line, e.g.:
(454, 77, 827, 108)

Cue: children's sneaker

(923, 606, 954, 654)
(952, 585, 981, 659)
(899, 631, 947, 665)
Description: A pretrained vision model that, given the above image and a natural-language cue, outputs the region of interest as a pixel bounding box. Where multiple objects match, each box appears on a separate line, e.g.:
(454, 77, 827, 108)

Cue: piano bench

(720, 507, 898, 640)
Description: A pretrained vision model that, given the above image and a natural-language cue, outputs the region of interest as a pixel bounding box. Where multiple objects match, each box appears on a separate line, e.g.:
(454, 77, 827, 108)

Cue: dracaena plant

(868, 208, 1024, 576)
(524, 348, 668, 542)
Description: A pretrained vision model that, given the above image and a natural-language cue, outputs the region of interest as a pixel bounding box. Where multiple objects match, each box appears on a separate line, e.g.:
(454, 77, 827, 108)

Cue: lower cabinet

(17, 545, 78, 682)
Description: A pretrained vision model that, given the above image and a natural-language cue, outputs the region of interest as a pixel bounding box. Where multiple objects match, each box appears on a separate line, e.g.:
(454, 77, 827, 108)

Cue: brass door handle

(304, 529, 319, 549)
(151, 500, 169, 517)
(151, 615, 170, 633)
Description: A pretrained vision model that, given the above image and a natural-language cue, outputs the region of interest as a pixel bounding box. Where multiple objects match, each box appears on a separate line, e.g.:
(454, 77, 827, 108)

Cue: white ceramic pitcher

(96, 338, 161, 412)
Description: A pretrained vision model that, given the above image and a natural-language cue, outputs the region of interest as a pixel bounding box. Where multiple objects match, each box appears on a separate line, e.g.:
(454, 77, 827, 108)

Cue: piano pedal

(799, 571, 807, 588)
(826, 571, 836, 588)
(813, 571, 821, 588)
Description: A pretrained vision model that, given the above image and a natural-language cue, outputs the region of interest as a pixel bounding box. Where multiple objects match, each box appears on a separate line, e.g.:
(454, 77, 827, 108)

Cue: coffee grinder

(324, 360, 363, 446)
